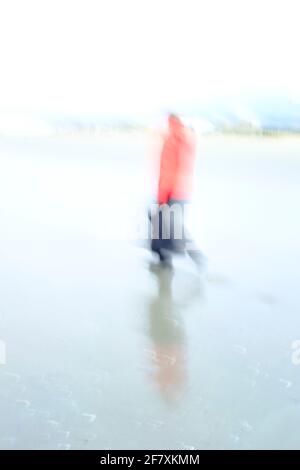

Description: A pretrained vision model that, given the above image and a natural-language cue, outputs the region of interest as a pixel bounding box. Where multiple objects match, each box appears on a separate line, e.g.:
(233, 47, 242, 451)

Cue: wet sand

(0, 134, 299, 449)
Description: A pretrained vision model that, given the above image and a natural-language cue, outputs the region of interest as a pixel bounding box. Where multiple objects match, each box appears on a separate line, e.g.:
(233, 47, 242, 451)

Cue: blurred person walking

(150, 114, 202, 269)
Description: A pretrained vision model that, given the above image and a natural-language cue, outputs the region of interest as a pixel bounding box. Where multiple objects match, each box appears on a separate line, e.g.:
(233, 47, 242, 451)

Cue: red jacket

(158, 127, 196, 204)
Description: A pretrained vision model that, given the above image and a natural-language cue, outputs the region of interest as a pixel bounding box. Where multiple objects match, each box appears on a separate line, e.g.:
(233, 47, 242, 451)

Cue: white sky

(0, 0, 299, 116)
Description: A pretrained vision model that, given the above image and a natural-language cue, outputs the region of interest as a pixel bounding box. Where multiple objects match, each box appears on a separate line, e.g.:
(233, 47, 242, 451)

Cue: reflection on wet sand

(146, 264, 203, 404)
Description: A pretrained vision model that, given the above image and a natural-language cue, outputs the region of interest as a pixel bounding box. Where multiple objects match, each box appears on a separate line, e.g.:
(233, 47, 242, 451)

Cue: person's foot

(188, 250, 207, 272)
(148, 259, 173, 277)
(160, 257, 173, 270)
(159, 249, 173, 270)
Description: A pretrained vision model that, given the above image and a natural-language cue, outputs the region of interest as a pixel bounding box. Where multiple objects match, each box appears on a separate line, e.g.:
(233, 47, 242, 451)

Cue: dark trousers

(149, 200, 201, 263)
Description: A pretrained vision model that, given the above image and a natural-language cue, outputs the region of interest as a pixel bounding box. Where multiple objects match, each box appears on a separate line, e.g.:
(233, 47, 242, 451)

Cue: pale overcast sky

(0, 0, 299, 116)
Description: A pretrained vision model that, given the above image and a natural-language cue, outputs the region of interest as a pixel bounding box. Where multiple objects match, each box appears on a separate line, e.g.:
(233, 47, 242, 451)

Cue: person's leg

(176, 204, 205, 268)
(167, 200, 185, 254)
(150, 206, 173, 267)
(184, 230, 205, 268)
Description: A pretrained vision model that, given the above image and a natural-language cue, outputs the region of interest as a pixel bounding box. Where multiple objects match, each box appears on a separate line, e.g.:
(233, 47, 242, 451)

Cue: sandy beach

(0, 133, 299, 449)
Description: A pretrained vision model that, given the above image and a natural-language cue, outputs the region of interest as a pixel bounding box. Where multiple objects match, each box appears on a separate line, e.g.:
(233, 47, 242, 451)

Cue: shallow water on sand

(0, 135, 299, 449)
